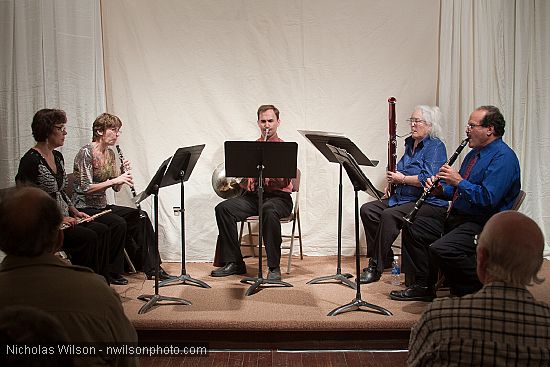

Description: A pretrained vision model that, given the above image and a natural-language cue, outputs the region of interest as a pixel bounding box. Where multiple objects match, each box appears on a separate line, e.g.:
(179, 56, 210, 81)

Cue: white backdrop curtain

(0, 0, 106, 186)
(438, 0, 550, 256)
(2, 0, 549, 261)
(100, 0, 441, 262)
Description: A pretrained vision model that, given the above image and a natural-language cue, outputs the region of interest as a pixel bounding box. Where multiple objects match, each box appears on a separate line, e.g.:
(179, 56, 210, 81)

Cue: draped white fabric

(2, 0, 549, 262)
(0, 0, 106, 186)
(438, 0, 550, 256)
(100, 0, 440, 261)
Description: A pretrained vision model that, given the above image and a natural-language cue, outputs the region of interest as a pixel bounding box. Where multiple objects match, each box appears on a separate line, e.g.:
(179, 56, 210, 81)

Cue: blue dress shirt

(389, 135, 448, 207)
(443, 138, 520, 216)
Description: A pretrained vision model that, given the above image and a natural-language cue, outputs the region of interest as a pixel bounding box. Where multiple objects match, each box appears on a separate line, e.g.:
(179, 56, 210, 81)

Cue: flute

(402, 138, 469, 224)
(115, 145, 140, 209)
(61, 209, 112, 230)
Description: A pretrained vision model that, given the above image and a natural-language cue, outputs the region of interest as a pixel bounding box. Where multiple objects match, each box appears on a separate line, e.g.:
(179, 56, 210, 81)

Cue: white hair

(415, 105, 443, 140)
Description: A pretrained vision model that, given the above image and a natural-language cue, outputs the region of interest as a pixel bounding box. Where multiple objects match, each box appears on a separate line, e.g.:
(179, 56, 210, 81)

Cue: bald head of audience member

(476, 210, 545, 287)
(0, 186, 63, 257)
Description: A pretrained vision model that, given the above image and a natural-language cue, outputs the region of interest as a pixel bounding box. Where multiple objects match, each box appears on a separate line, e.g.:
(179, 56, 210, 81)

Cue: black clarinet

(115, 145, 141, 210)
(402, 138, 469, 224)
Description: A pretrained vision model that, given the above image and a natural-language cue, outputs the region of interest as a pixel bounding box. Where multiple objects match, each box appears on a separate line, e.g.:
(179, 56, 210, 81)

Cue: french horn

(211, 162, 244, 199)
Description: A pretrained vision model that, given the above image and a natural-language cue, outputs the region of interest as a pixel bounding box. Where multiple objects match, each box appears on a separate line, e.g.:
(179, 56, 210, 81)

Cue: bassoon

(402, 138, 470, 224)
(387, 97, 397, 196)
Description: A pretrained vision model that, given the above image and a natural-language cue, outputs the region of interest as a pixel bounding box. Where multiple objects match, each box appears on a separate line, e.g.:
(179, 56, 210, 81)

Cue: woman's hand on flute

(62, 216, 78, 228)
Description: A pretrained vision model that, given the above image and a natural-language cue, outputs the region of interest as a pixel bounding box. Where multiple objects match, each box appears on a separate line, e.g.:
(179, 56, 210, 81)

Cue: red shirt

(241, 133, 293, 193)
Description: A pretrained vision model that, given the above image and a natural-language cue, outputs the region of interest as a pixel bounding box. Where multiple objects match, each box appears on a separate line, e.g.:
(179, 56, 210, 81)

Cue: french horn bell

(211, 162, 244, 199)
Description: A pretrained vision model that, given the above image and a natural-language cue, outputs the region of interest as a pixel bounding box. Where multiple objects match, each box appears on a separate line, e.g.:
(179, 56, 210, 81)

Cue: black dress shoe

(211, 262, 246, 277)
(360, 268, 381, 284)
(360, 259, 381, 284)
(389, 284, 435, 302)
(108, 273, 129, 286)
(146, 267, 174, 281)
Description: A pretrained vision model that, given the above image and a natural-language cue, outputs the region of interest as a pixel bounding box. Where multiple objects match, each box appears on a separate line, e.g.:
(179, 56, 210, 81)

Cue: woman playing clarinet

(360, 105, 449, 285)
(72, 113, 172, 280)
(15, 109, 127, 284)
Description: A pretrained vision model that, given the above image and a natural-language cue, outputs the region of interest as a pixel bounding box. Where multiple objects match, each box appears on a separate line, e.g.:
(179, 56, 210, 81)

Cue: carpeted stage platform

(117, 256, 550, 350)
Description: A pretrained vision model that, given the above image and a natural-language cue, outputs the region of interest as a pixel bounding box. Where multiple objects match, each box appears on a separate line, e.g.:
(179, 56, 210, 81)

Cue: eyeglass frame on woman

(53, 125, 67, 133)
(406, 118, 426, 125)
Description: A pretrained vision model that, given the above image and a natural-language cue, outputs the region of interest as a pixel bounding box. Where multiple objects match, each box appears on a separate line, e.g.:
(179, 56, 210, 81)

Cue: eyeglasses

(406, 118, 426, 125)
(108, 127, 121, 134)
(466, 123, 484, 130)
(53, 125, 67, 133)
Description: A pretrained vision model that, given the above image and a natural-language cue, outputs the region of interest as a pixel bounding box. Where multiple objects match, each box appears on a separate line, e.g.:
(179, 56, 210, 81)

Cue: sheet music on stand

(134, 157, 171, 206)
(326, 144, 383, 200)
(297, 130, 379, 167)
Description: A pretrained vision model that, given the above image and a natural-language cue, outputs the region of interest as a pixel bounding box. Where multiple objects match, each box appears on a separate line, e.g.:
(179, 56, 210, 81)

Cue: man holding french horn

(211, 105, 293, 281)
(391, 105, 521, 301)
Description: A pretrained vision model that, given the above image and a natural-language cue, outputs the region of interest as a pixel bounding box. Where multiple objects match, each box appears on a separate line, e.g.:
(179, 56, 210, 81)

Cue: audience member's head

(0, 186, 63, 257)
(0, 305, 73, 366)
(476, 210, 544, 286)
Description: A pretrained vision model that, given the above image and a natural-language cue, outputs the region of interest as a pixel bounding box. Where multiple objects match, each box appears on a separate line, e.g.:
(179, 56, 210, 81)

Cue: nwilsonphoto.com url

(2, 343, 209, 357)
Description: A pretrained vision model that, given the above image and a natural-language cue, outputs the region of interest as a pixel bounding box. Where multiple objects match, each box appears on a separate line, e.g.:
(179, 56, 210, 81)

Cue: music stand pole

(240, 163, 293, 296)
(159, 171, 210, 288)
(307, 163, 355, 289)
(138, 184, 191, 314)
(328, 188, 392, 316)
(324, 144, 391, 316)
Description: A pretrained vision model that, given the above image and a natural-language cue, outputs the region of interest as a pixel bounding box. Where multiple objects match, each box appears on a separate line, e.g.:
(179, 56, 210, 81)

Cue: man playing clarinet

(391, 105, 520, 301)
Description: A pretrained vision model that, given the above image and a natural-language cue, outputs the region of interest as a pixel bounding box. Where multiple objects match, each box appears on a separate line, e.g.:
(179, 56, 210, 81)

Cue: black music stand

(135, 156, 192, 314)
(157, 145, 210, 289)
(298, 130, 381, 289)
(325, 144, 391, 316)
(225, 141, 297, 296)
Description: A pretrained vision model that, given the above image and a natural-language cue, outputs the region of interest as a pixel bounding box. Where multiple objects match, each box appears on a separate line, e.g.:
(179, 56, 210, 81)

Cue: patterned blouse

(72, 143, 118, 209)
(15, 149, 72, 216)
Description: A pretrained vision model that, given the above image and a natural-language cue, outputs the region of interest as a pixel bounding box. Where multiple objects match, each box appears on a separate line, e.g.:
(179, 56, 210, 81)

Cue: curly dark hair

(477, 105, 505, 137)
(31, 109, 67, 142)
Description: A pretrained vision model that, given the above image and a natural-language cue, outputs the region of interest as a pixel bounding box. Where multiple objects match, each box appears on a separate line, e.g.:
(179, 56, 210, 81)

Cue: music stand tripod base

(159, 271, 211, 289)
(240, 277, 293, 296)
(328, 297, 393, 317)
(307, 273, 355, 289)
(137, 294, 192, 315)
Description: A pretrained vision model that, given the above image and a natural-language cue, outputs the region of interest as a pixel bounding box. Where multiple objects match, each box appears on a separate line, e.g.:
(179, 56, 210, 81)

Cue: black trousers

(215, 191, 293, 269)
(63, 221, 109, 276)
(82, 205, 159, 274)
(360, 199, 447, 274)
(402, 210, 485, 295)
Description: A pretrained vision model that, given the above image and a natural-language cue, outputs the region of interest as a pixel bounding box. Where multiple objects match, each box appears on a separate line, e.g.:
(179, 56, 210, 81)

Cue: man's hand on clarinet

(436, 164, 463, 187)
